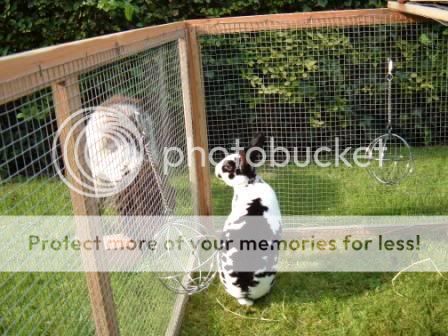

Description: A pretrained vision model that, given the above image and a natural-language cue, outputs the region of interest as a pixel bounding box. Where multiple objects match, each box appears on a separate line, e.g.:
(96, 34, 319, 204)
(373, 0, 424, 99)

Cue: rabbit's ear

(102, 95, 143, 109)
(249, 133, 265, 149)
(101, 95, 142, 121)
(238, 149, 253, 177)
(243, 133, 265, 166)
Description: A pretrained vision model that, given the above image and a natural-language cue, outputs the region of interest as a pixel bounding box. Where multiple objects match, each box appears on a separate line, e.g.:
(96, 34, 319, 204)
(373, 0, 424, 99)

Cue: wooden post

(163, 32, 213, 336)
(388, 1, 448, 21)
(182, 26, 213, 217)
(52, 77, 120, 336)
(178, 36, 198, 216)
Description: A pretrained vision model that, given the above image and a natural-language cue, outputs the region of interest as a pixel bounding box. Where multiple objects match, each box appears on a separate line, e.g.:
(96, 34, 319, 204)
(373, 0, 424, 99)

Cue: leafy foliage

(200, 24, 448, 149)
(0, 0, 385, 56)
(2, 0, 447, 179)
(0, 89, 57, 178)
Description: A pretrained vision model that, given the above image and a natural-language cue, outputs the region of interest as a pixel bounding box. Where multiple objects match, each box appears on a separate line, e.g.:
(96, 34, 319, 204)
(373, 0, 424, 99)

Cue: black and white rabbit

(215, 134, 282, 306)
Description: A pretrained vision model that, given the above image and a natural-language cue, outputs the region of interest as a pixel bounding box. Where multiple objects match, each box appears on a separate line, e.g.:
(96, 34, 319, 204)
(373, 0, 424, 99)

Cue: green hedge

(200, 23, 448, 150)
(0, 0, 385, 56)
(9, 0, 448, 180)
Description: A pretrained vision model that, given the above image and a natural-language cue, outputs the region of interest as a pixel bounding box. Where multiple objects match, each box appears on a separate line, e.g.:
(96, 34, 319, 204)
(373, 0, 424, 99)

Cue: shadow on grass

(267, 171, 341, 216)
(212, 170, 342, 216)
(180, 272, 408, 336)
(256, 272, 394, 307)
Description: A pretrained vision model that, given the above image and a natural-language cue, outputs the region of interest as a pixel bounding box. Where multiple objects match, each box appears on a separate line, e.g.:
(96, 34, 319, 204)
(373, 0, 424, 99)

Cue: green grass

(0, 179, 179, 335)
(0, 272, 177, 336)
(181, 146, 448, 335)
(181, 273, 448, 336)
(0, 146, 447, 335)
(0, 273, 94, 335)
(0, 177, 73, 215)
(211, 146, 448, 216)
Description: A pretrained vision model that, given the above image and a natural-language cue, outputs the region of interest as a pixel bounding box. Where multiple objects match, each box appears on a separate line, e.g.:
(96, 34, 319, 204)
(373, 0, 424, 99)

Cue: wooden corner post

(51, 76, 120, 336)
(180, 26, 212, 217)
(164, 30, 213, 336)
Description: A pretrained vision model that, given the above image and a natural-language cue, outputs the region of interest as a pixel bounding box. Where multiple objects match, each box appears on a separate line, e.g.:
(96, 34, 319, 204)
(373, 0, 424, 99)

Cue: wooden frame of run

(388, 1, 448, 22)
(0, 9, 426, 87)
(0, 8, 434, 336)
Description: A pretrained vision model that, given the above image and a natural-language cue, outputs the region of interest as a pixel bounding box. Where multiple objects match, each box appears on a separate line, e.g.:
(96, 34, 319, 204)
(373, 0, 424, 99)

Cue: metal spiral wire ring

(366, 133, 414, 185)
(154, 220, 218, 295)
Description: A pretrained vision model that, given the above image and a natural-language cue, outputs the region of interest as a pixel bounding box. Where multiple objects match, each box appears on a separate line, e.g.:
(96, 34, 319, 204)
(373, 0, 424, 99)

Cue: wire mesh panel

(0, 28, 194, 335)
(79, 41, 192, 218)
(0, 88, 95, 334)
(78, 40, 194, 336)
(198, 14, 448, 220)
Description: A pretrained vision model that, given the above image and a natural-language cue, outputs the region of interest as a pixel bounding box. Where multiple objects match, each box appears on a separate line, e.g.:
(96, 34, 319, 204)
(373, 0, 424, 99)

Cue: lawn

(181, 146, 448, 335)
(211, 146, 448, 217)
(0, 180, 179, 335)
(0, 146, 447, 335)
(0, 272, 178, 336)
(181, 273, 448, 336)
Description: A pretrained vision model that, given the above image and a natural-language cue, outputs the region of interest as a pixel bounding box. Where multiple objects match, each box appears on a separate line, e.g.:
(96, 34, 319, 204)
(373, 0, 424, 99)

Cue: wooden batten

(51, 76, 99, 217)
(178, 37, 199, 216)
(52, 77, 120, 336)
(388, 1, 448, 22)
(0, 22, 186, 104)
(188, 8, 426, 35)
(0, 22, 185, 83)
(0, 9, 429, 104)
(164, 291, 189, 336)
(183, 26, 213, 217)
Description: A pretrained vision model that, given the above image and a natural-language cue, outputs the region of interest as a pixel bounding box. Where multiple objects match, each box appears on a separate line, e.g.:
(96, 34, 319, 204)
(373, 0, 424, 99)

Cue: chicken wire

(0, 87, 94, 336)
(0, 35, 194, 335)
(198, 15, 448, 220)
(79, 40, 194, 336)
(2, 9, 448, 335)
